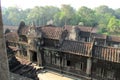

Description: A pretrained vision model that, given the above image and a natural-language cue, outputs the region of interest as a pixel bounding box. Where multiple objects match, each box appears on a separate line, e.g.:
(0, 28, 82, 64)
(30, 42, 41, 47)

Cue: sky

(1, 0, 120, 10)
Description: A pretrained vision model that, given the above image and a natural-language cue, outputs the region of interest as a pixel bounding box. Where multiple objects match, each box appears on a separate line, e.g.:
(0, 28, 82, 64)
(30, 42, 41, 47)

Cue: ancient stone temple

(5, 21, 120, 80)
(0, 1, 33, 80)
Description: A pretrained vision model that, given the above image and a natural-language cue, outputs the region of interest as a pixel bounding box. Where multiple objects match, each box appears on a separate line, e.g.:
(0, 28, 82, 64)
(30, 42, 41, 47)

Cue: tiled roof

(107, 35, 120, 42)
(39, 26, 64, 39)
(20, 25, 94, 40)
(60, 40, 92, 56)
(77, 26, 93, 32)
(4, 26, 18, 32)
(44, 24, 56, 27)
(5, 32, 19, 42)
(18, 25, 120, 43)
(43, 40, 92, 56)
(64, 25, 93, 32)
(92, 33, 107, 39)
(20, 26, 29, 36)
(20, 26, 41, 37)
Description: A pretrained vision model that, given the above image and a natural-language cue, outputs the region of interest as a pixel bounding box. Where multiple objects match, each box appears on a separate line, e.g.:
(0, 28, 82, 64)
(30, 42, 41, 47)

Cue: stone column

(27, 48, 33, 62)
(27, 48, 30, 61)
(0, 2, 10, 80)
(37, 46, 43, 66)
(86, 58, 92, 76)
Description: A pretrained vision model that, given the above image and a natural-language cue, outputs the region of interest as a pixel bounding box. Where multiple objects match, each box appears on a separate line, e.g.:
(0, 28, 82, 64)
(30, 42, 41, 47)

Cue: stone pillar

(86, 58, 92, 76)
(37, 46, 43, 66)
(0, 2, 10, 80)
(27, 48, 32, 62)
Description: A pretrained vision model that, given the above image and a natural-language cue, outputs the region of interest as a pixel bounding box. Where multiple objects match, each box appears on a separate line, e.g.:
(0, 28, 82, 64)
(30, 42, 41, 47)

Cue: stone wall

(0, 3, 10, 80)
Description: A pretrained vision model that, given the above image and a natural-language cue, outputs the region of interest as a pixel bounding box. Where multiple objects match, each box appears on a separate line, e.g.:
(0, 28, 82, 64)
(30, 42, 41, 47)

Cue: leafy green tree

(20, 9, 31, 24)
(27, 6, 42, 26)
(7, 7, 23, 26)
(115, 8, 120, 19)
(44, 6, 60, 25)
(97, 13, 113, 34)
(61, 5, 75, 26)
(54, 12, 64, 26)
(27, 6, 60, 26)
(53, 5, 76, 26)
(2, 5, 120, 36)
(2, 7, 11, 25)
(69, 13, 81, 25)
(77, 6, 97, 27)
(107, 16, 120, 34)
(95, 5, 115, 34)
(95, 5, 115, 15)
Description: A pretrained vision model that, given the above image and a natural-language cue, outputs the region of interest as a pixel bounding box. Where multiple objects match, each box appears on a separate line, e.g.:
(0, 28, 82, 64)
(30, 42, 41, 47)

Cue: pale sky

(1, 0, 120, 9)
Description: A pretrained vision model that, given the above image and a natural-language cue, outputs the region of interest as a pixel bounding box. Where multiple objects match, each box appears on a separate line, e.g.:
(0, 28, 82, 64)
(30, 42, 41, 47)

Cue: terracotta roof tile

(43, 40, 92, 56)
(5, 32, 19, 42)
(64, 25, 93, 32)
(77, 26, 93, 32)
(107, 35, 120, 42)
(18, 25, 120, 43)
(4, 26, 18, 32)
(4, 25, 96, 40)
(40, 26, 64, 39)
(92, 33, 107, 39)
(20, 27, 29, 35)
(60, 40, 92, 56)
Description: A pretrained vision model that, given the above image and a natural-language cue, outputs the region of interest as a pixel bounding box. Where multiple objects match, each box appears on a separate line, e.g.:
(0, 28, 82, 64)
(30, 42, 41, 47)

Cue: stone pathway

(37, 70, 82, 80)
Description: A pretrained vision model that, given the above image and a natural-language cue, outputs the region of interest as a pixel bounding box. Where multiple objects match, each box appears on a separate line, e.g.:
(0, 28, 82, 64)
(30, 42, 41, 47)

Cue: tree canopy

(2, 5, 120, 35)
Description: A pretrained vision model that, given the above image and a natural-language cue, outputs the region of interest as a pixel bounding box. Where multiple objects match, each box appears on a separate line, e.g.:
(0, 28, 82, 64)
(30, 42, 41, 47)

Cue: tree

(20, 8, 31, 24)
(2, 7, 29, 26)
(53, 5, 76, 26)
(95, 5, 115, 34)
(2, 7, 13, 25)
(7, 7, 23, 26)
(77, 6, 97, 27)
(43, 6, 60, 25)
(2, 5, 120, 36)
(97, 13, 112, 34)
(115, 8, 120, 19)
(95, 5, 115, 15)
(107, 16, 120, 34)
(27, 6, 60, 26)
(60, 5, 75, 26)
(27, 6, 42, 26)
(54, 12, 64, 26)
(69, 13, 81, 25)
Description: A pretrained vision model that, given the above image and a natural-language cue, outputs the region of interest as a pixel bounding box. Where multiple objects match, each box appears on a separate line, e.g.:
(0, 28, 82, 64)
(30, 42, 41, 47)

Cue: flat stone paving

(38, 70, 82, 80)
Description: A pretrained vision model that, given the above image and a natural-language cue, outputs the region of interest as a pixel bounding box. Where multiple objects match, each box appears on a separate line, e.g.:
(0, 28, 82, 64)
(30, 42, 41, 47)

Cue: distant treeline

(2, 5, 120, 35)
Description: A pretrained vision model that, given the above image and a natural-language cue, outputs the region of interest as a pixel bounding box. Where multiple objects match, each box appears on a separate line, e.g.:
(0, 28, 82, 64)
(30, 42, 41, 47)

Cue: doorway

(30, 50, 37, 62)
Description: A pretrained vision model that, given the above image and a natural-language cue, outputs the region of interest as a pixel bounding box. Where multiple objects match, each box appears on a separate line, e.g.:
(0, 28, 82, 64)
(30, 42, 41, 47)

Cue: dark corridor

(31, 51, 37, 62)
